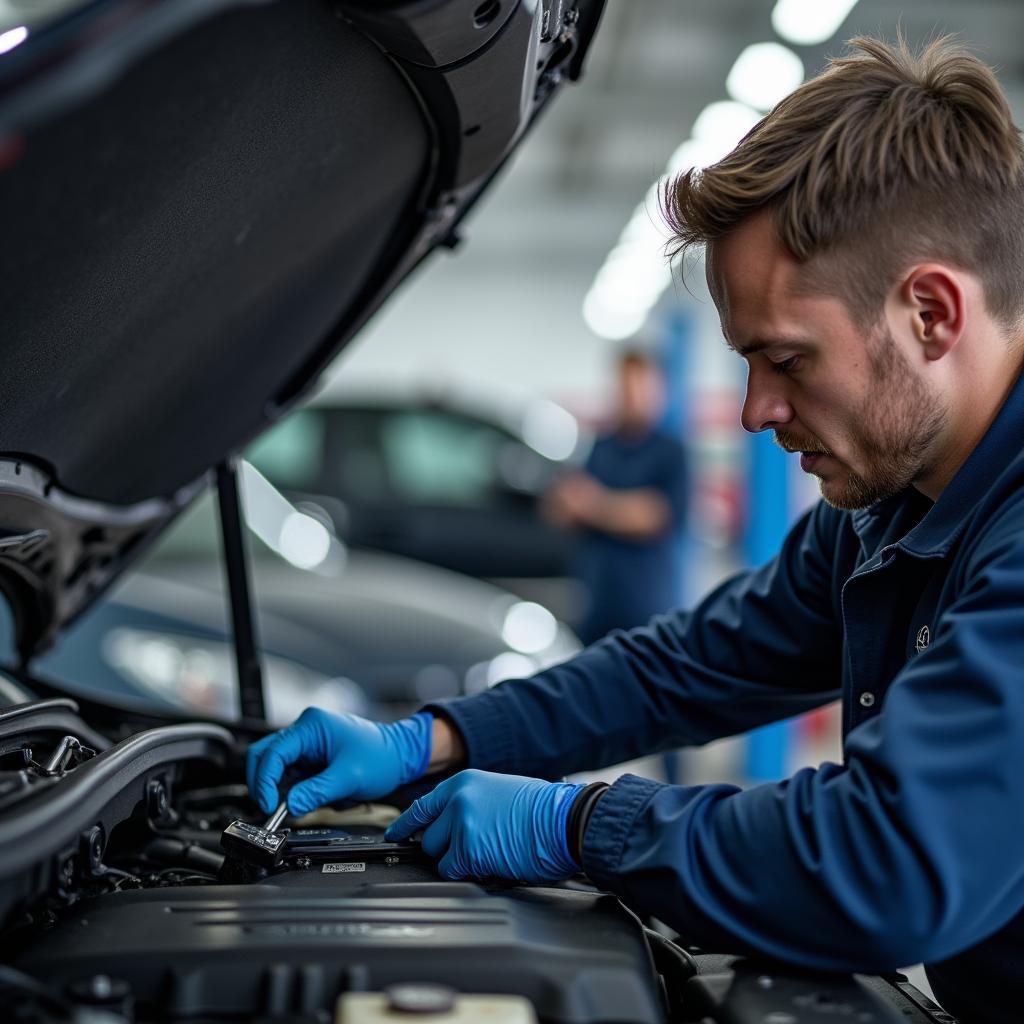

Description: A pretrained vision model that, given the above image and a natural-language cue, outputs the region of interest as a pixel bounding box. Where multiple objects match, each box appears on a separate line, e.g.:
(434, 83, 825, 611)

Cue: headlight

(102, 627, 366, 725)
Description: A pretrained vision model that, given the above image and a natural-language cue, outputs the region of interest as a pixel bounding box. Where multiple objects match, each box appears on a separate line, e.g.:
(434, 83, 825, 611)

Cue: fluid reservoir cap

(67, 974, 132, 1010)
(385, 984, 458, 1014)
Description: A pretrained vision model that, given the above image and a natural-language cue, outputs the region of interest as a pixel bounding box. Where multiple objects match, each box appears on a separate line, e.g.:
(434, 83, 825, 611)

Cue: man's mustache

(773, 432, 833, 456)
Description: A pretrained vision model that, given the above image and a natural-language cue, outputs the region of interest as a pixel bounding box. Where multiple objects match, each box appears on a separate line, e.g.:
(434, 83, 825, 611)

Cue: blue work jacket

(433, 367, 1024, 1024)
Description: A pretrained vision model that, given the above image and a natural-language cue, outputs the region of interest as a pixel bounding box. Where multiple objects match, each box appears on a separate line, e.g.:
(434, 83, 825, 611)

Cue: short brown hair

(663, 35, 1024, 330)
(618, 346, 658, 372)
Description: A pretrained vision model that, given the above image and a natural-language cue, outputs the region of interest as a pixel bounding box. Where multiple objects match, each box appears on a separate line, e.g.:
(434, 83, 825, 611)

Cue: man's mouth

(774, 433, 833, 464)
(799, 452, 826, 472)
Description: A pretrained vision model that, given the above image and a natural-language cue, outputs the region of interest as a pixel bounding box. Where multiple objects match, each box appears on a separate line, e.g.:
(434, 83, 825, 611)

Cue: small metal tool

(220, 801, 289, 869)
(264, 801, 288, 833)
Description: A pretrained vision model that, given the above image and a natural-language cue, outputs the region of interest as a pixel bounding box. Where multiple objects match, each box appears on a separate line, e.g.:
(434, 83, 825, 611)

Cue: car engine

(0, 696, 956, 1024)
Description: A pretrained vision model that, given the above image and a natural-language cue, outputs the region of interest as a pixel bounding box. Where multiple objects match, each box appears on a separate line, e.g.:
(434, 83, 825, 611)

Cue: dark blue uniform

(574, 429, 687, 644)
(432, 370, 1024, 1024)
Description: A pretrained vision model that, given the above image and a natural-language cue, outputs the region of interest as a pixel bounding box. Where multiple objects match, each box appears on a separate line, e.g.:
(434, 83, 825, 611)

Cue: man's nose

(740, 371, 794, 434)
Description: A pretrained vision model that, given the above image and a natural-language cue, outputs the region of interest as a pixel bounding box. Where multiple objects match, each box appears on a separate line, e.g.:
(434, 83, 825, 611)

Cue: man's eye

(771, 356, 800, 375)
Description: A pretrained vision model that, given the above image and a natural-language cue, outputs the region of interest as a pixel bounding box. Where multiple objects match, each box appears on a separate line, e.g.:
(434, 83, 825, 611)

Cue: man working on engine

(248, 37, 1024, 1023)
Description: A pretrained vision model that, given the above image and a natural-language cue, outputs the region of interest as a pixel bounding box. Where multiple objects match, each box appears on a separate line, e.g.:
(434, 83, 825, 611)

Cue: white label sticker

(322, 862, 366, 874)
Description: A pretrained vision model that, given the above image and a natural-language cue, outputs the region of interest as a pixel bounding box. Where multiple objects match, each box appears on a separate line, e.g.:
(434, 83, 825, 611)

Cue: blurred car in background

(33, 472, 581, 725)
(33, 570, 371, 726)
(245, 394, 590, 580)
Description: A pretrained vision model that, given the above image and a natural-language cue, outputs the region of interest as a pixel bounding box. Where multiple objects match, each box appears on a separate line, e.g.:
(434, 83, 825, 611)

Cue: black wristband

(566, 781, 609, 866)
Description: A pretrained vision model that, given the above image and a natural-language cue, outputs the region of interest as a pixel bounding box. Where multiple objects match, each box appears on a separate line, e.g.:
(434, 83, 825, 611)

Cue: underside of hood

(0, 0, 605, 659)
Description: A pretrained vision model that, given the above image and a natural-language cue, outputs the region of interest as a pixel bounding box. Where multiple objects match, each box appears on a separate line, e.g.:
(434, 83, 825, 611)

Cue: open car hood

(0, 0, 605, 661)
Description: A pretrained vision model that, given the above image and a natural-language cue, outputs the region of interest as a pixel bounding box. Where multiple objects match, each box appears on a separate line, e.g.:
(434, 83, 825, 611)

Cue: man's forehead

(707, 214, 806, 345)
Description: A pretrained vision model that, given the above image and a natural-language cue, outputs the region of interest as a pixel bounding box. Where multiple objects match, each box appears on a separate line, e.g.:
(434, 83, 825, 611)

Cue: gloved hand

(385, 769, 585, 883)
(246, 707, 433, 816)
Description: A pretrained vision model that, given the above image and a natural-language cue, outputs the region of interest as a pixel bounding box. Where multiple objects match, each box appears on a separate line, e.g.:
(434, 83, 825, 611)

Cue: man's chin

(819, 484, 873, 511)
(818, 472, 904, 511)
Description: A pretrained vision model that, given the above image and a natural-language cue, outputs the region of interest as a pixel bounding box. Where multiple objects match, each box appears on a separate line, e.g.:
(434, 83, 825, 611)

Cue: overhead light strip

(771, 0, 860, 47)
(581, 0, 868, 339)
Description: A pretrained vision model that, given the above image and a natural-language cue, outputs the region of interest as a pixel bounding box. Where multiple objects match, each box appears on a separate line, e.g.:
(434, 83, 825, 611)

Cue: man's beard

(776, 329, 947, 511)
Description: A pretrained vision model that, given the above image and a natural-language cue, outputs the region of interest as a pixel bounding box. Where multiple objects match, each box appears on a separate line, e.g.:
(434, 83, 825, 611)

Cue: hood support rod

(216, 459, 266, 722)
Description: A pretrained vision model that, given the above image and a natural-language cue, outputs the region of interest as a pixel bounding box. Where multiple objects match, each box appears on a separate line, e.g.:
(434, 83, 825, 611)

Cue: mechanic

(543, 347, 687, 646)
(248, 36, 1024, 1023)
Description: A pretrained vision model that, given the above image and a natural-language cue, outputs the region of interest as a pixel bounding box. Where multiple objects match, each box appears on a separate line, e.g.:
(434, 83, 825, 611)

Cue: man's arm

(546, 473, 672, 540)
(545, 436, 686, 541)
(251, 490, 834, 809)
(428, 499, 847, 780)
(580, 510, 1024, 971)
(428, 715, 465, 774)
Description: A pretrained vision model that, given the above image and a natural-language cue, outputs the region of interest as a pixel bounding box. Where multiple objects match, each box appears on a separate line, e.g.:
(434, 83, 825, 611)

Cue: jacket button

(859, 692, 876, 708)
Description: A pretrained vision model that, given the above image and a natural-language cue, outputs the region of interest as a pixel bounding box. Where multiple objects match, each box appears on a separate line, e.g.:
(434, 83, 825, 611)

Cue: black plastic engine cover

(14, 867, 663, 1023)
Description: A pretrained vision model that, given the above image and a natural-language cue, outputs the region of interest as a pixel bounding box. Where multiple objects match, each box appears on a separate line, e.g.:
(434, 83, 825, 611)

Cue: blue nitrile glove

(246, 707, 433, 816)
(385, 769, 585, 883)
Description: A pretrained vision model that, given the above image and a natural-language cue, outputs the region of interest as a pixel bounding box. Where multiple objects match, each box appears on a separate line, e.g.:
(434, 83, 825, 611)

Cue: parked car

(31, 475, 580, 724)
(245, 395, 587, 579)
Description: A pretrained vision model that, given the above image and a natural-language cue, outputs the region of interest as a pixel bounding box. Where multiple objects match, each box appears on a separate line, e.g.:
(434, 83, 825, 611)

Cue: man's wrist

(565, 781, 609, 866)
(427, 714, 467, 774)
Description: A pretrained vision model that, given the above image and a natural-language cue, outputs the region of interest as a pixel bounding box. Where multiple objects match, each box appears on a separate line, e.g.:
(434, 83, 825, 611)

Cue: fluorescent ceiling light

(582, 186, 676, 341)
(581, 102, 761, 341)
(621, 183, 673, 249)
(692, 100, 761, 153)
(597, 244, 671, 301)
(667, 138, 725, 176)
(583, 287, 649, 340)
(583, 31, 805, 341)
(666, 103, 762, 179)
(727, 42, 804, 111)
(621, 208, 669, 250)
(771, 0, 859, 46)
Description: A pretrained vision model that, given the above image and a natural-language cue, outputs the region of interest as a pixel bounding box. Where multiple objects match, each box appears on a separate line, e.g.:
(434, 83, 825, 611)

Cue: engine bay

(0, 697, 953, 1024)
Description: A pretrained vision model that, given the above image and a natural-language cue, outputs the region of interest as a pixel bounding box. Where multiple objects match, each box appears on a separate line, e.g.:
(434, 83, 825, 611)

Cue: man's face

(618, 361, 664, 431)
(707, 213, 948, 510)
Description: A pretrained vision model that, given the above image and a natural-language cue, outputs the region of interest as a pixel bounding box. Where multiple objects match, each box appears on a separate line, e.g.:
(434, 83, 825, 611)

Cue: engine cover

(14, 865, 663, 1023)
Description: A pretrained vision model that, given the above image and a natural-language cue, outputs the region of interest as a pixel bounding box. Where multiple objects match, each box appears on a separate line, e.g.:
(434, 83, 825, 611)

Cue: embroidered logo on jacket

(915, 625, 931, 653)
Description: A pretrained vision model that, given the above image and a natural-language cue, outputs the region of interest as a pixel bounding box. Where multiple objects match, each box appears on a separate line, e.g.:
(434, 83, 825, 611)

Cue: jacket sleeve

(580, 512, 1024, 971)
(428, 500, 846, 780)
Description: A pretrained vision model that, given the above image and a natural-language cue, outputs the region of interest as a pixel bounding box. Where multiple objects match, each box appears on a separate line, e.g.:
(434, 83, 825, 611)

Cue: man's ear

(900, 265, 965, 361)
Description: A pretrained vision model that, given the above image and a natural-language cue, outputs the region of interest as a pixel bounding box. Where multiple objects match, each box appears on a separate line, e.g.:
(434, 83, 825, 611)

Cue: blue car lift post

(743, 431, 794, 781)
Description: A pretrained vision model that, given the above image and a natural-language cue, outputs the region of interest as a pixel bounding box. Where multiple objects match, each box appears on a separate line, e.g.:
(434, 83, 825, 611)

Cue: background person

(544, 348, 688, 645)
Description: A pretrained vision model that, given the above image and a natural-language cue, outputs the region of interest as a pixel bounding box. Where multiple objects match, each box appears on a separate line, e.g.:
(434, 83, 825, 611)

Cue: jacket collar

(850, 364, 1024, 558)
